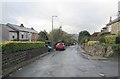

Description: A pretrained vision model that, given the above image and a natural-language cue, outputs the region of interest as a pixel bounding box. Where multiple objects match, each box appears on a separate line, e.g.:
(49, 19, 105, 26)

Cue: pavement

(9, 45, 118, 77)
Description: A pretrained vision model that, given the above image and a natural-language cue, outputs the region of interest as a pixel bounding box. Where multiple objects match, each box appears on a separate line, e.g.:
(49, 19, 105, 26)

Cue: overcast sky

(1, 0, 119, 34)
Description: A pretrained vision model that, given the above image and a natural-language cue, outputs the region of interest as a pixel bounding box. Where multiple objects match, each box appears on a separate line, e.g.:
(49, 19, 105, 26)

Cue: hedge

(87, 41, 99, 46)
(0, 41, 45, 53)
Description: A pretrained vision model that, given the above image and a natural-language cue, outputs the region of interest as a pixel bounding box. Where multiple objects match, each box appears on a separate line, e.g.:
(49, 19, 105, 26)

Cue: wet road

(10, 45, 118, 77)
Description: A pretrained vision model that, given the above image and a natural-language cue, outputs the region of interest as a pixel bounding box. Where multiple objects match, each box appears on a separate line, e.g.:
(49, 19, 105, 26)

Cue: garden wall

(81, 44, 118, 57)
(2, 47, 47, 77)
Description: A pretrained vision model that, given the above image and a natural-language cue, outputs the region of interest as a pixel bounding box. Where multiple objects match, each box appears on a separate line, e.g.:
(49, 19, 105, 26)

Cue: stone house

(1, 23, 38, 41)
(106, 17, 120, 35)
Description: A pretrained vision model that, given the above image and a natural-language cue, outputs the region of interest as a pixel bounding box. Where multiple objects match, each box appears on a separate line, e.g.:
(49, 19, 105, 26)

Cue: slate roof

(106, 17, 120, 26)
(6, 23, 38, 33)
(0, 24, 16, 31)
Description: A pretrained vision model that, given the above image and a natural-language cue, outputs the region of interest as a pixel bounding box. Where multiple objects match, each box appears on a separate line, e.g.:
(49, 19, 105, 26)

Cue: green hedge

(105, 35, 117, 44)
(0, 41, 45, 53)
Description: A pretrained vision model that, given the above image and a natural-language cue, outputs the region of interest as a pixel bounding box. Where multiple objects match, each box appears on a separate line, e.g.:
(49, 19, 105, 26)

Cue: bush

(118, 32, 120, 36)
(116, 36, 120, 44)
(99, 36, 105, 43)
(1, 41, 45, 53)
(98, 32, 111, 36)
(112, 44, 120, 56)
(105, 35, 117, 44)
(87, 41, 99, 46)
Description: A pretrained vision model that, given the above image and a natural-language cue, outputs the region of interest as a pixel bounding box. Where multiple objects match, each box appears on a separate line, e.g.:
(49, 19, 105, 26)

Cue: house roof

(0, 24, 16, 31)
(6, 23, 38, 33)
(102, 27, 107, 29)
(106, 17, 120, 26)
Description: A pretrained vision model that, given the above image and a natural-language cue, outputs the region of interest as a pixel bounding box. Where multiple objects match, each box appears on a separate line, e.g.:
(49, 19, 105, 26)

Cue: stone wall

(2, 47, 47, 77)
(81, 44, 114, 57)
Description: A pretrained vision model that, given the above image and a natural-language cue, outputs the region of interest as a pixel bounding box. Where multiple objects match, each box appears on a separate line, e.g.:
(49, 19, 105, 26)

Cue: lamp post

(59, 26, 62, 41)
(52, 16, 57, 49)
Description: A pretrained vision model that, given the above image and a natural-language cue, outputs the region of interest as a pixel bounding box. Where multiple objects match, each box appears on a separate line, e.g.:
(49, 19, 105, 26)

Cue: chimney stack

(109, 17, 112, 23)
(20, 24, 24, 27)
(31, 27, 34, 30)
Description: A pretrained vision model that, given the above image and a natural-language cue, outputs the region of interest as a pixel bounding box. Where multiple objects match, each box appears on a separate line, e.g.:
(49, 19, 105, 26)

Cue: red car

(55, 43, 65, 51)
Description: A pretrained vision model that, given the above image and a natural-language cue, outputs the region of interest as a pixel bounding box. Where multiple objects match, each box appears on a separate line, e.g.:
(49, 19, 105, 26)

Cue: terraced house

(0, 23, 38, 41)
(107, 17, 120, 35)
(103, 17, 120, 35)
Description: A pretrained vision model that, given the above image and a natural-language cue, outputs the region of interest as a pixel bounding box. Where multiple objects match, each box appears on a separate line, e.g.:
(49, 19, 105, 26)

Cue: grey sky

(1, 0, 119, 34)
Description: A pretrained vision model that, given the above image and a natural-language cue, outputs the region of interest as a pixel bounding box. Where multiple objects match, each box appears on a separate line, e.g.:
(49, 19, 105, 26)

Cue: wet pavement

(10, 45, 118, 77)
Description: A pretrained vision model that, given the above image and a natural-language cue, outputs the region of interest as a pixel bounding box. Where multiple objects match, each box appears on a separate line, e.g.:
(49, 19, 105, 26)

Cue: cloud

(1, 0, 119, 34)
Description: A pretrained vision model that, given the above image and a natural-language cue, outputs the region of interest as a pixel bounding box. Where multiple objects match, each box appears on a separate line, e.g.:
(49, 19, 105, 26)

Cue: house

(101, 26, 109, 33)
(118, 2, 120, 35)
(106, 17, 120, 35)
(90, 32, 100, 41)
(0, 24, 17, 41)
(1, 23, 38, 41)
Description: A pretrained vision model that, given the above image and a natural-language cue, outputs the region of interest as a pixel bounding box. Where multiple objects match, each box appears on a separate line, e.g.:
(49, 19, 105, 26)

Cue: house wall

(0, 25, 2, 41)
(107, 25, 111, 32)
(2, 26, 9, 41)
(118, 21, 120, 31)
(111, 22, 119, 34)
(31, 33, 38, 41)
(9, 32, 17, 40)
(118, 1, 120, 34)
(19, 32, 29, 41)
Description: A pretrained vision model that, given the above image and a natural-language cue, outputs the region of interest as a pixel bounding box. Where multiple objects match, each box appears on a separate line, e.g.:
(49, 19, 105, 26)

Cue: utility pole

(52, 16, 57, 49)
(59, 26, 62, 41)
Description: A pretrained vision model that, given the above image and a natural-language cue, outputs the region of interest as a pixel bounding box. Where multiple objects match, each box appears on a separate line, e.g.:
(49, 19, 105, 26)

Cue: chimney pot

(20, 24, 24, 27)
(109, 17, 112, 22)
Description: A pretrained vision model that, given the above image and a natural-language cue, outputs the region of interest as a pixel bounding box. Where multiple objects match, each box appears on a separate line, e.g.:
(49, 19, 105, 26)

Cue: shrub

(99, 36, 105, 43)
(98, 32, 111, 37)
(112, 44, 120, 56)
(118, 31, 120, 36)
(1, 41, 45, 53)
(105, 35, 117, 44)
(87, 41, 99, 46)
(116, 36, 120, 44)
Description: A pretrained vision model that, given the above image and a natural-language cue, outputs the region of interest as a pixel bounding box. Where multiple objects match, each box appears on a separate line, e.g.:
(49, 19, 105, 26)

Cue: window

(12, 35, 15, 39)
(12, 33, 15, 39)
(22, 34, 24, 39)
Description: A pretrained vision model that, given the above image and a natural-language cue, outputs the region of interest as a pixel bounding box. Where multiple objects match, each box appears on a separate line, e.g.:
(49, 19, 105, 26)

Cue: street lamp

(52, 16, 57, 49)
(59, 26, 62, 41)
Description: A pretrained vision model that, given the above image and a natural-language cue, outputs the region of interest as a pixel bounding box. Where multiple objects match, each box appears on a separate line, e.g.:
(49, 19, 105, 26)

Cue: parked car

(55, 43, 65, 51)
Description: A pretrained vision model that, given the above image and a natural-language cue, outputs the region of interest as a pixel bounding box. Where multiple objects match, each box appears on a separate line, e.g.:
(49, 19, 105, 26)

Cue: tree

(37, 30, 48, 42)
(48, 28, 77, 46)
(78, 30, 91, 44)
